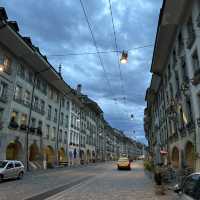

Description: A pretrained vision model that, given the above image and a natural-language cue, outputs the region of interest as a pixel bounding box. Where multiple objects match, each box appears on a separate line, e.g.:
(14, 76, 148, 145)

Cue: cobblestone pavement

(46, 162, 178, 200)
(0, 162, 178, 200)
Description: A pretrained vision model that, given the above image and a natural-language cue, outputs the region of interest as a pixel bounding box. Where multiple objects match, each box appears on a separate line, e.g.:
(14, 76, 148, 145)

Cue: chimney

(77, 84, 82, 94)
(58, 64, 62, 79)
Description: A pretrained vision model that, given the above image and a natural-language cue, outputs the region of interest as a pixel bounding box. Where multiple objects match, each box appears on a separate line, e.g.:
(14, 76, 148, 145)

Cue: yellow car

(117, 157, 131, 170)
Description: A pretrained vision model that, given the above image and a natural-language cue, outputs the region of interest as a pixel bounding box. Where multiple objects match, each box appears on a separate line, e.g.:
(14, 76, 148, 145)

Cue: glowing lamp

(120, 51, 128, 64)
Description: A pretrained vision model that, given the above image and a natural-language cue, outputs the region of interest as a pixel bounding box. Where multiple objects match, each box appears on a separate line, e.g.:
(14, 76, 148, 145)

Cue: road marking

(45, 172, 108, 200)
(23, 176, 94, 200)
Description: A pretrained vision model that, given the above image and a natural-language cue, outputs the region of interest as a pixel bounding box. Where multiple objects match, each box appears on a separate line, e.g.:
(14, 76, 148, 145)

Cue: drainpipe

(26, 73, 37, 171)
(55, 94, 62, 167)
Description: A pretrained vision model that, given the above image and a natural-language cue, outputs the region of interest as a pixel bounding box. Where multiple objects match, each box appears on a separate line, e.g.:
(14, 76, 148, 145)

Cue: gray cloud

(1, 0, 163, 144)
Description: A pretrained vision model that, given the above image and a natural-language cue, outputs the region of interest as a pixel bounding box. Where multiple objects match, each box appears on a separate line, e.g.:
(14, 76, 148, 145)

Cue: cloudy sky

(1, 0, 163, 144)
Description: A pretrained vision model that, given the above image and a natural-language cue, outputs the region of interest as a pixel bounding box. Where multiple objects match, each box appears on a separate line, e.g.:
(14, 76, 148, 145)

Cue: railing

(0, 95, 8, 103)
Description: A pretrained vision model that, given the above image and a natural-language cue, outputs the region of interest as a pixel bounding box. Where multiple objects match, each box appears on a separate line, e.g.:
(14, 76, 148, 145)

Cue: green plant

(144, 160, 154, 172)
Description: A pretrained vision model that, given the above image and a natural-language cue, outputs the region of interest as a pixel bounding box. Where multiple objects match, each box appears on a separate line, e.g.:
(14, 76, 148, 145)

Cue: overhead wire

(108, 0, 126, 104)
(79, 0, 113, 97)
(47, 44, 153, 57)
(78, 0, 126, 123)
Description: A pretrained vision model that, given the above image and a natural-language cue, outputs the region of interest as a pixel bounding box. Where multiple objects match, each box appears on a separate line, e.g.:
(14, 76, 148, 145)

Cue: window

(48, 87, 53, 99)
(46, 125, 50, 138)
(14, 85, 22, 100)
(52, 127, 56, 140)
(178, 32, 184, 54)
(24, 91, 30, 105)
(65, 115, 68, 128)
(168, 64, 171, 80)
(10, 111, 18, 123)
(60, 112, 64, 125)
(175, 71, 180, 92)
(61, 98, 65, 108)
(187, 16, 195, 48)
(28, 71, 34, 84)
(3, 56, 12, 75)
(31, 118, 36, 128)
(59, 129, 62, 141)
(186, 98, 194, 124)
(18, 65, 25, 79)
(169, 83, 173, 99)
(41, 80, 47, 94)
(54, 108, 58, 122)
(6, 162, 14, 169)
(15, 162, 22, 168)
(192, 50, 199, 74)
(38, 121, 43, 128)
(0, 81, 7, 96)
(47, 105, 52, 120)
(40, 100, 45, 112)
(0, 108, 3, 121)
(36, 77, 41, 90)
(66, 101, 70, 110)
(181, 58, 188, 81)
(33, 96, 39, 109)
(20, 113, 27, 126)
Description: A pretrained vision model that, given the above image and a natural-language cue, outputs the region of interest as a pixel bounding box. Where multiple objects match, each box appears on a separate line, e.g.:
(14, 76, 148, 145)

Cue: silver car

(173, 173, 200, 200)
(0, 160, 25, 181)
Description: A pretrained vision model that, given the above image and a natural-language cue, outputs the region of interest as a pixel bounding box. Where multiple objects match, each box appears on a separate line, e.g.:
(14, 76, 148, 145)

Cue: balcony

(186, 121, 195, 133)
(30, 127, 36, 134)
(32, 106, 45, 116)
(37, 127, 42, 136)
(14, 96, 31, 108)
(186, 32, 195, 49)
(0, 95, 8, 103)
(20, 124, 27, 131)
(191, 69, 200, 86)
(9, 120, 19, 129)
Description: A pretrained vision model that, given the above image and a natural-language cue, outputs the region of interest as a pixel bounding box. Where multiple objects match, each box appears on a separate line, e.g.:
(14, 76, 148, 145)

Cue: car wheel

(17, 172, 24, 180)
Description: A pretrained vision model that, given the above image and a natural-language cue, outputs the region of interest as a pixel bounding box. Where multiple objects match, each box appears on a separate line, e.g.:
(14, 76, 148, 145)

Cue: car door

(4, 162, 15, 179)
(14, 161, 23, 177)
(181, 174, 200, 200)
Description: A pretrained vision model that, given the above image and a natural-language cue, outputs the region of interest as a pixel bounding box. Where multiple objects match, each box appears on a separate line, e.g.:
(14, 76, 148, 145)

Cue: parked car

(0, 160, 25, 181)
(117, 157, 131, 170)
(172, 172, 200, 200)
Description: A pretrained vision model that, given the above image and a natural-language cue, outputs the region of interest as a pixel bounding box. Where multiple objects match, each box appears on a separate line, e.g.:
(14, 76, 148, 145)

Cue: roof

(150, 0, 191, 75)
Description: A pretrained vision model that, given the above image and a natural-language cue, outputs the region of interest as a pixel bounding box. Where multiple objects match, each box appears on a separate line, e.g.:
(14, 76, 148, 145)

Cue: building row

(144, 0, 200, 171)
(0, 7, 143, 170)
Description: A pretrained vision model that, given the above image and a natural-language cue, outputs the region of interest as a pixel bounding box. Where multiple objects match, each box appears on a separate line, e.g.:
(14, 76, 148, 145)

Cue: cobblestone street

(0, 161, 177, 200)
(46, 161, 177, 200)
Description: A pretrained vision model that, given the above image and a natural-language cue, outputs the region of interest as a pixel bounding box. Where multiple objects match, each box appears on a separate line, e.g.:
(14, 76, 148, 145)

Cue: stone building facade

(144, 0, 200, 171)
(0, 7, 142, 170)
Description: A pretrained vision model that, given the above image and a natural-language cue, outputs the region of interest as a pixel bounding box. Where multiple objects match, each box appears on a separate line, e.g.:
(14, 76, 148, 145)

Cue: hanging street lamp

(120, 51, 128, 64)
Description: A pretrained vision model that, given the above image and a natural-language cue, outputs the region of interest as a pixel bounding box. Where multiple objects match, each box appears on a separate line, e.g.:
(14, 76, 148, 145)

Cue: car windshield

(118, 158, 129, 162)
(0, 161, 8, 168)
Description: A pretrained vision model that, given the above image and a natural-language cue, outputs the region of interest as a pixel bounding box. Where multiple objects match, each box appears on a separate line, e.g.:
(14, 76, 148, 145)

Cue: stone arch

(44, 145, 54, 167)
(171, 146, 179, 168)
(58, 147, 67, 162)
(6, 141, 23, 161)
(185, 141, 195, 169)
(29, 143, 40, 161)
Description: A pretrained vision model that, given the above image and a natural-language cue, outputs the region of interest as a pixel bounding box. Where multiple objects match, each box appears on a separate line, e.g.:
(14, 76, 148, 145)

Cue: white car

(0, 160, 25, 181)
(173, 173, 200, 200)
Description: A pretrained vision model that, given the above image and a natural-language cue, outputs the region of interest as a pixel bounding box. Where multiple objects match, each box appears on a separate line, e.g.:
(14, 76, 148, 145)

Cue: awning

(160, 150, 168, 155)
